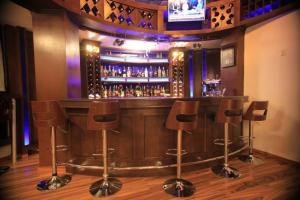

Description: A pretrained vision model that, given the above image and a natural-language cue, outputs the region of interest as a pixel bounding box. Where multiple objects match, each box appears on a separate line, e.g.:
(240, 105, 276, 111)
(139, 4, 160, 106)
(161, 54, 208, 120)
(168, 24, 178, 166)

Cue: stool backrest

(216, 99, 243, 124)
(87, 101, 119, 131)
(243, 101, 268, 121)
(31, 101, 67, 128)
(166, 101, 199, 131)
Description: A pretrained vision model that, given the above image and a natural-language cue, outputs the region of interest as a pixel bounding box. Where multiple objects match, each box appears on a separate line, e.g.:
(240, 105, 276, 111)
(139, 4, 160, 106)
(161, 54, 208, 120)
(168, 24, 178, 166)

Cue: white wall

(244, 9, 300, 162)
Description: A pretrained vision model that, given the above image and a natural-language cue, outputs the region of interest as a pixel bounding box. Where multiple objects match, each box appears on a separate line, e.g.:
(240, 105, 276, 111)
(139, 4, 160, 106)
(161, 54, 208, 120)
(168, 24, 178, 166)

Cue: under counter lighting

(86, 44, 99, 53)
(172, 51, 179, 57)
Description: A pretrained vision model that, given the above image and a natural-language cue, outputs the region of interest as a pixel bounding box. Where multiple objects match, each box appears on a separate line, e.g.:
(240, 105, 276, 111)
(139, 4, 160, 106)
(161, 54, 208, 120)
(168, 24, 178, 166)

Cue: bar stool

(162, 100, 199, 197)
(239, 101, 268, 164)
(211, 99, 243, 179)
(87, 101, 122, 197)
(31, 101, 71, 190)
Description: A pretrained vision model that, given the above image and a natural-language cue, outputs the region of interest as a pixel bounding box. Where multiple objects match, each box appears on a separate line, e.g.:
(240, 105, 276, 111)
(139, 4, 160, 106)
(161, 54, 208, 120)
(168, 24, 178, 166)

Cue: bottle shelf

(101, 77, 170, 83)
(101, 55, 169, 64)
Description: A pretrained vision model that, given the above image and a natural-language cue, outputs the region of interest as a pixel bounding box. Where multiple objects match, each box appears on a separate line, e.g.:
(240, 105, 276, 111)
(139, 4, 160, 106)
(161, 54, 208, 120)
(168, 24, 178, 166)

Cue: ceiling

(135, 0, 166, 5)
(79, 29, 221, 51)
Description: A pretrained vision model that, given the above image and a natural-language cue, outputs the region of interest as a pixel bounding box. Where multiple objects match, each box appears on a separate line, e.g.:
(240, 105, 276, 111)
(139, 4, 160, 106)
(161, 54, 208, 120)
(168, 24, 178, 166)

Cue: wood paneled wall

(32, 11, 81, 100)
(221, 28, 245, 96)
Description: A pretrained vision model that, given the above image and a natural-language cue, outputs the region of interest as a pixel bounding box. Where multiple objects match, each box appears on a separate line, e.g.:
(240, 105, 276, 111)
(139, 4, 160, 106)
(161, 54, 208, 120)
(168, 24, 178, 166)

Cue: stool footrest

(110, 130, 120, 134)
(166, 148, 188, 156)
(213, 139, 233, 146)
(93, 148, 115, 157)
(56, 145, 68, 152)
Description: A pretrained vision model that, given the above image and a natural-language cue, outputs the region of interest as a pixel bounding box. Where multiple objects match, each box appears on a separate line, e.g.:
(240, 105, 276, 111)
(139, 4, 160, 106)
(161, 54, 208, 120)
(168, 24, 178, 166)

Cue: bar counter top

(39, 96, 248, 176)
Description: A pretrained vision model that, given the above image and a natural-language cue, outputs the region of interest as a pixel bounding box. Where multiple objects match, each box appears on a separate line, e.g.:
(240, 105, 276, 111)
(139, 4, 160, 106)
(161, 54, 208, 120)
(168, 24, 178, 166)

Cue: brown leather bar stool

(87, 101, 122, 197)
(239, 101, 269, 164)
(162, 100, 199, 197)
(211, 99, 243, 179)
(31, 101, 71, 190)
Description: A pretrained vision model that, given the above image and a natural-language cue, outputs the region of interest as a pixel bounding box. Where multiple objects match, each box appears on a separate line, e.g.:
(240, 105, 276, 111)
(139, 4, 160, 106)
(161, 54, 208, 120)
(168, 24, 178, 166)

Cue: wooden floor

(0, 152, 300, 200)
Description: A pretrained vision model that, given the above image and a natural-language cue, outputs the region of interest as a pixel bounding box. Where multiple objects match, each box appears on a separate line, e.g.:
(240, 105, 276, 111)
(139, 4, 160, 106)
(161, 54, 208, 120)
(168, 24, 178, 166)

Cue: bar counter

(38, 96, 248, 176)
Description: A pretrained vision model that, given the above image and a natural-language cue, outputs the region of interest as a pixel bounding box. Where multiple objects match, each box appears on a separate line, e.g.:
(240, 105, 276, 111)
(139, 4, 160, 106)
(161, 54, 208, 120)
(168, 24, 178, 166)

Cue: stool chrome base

(238, 154, 264, 165)
(211, 164, 240, 179)
(89, 178, 122, 197)
(162, 178, 195, 197)
(37, 174, 72, 191)
(0, 166, 10, 175)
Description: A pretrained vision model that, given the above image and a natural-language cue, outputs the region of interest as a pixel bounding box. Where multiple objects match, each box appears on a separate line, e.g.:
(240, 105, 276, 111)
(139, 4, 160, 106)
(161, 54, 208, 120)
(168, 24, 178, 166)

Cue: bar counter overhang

(38, 96, 248, 176)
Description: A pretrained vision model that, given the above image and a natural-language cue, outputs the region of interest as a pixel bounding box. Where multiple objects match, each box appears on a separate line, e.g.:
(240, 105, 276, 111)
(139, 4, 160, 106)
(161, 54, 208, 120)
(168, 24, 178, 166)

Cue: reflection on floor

(0, 151, 299, 200)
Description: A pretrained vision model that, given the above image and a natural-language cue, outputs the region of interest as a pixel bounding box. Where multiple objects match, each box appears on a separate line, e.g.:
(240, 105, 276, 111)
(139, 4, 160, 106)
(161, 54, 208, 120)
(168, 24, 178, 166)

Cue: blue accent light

(148, 59, 169, 63)
(202, 49, 206, 81)
(101, 55, 168, 63)
(101, 77, 126, 82)
(127, 78, 148, 83)
(189, 51, 193, 97)
(149, 78, 169, 82)
(264, 5, 272, 13)
(256, 8, 264, 15)
(19, 29, 30, 146)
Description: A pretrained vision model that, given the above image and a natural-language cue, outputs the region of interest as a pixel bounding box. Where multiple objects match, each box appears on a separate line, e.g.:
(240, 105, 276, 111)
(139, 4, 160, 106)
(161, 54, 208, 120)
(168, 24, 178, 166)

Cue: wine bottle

(154, 67, 158, 77)
(149, 66, 153, 77)
(145, 67, 148, 78)
(127, 66, 131, 77)
(108, 65, 112, 76)
(158, 66, 161, 78)
(122, 66, 126, 77)
(161, 67, 166, 77)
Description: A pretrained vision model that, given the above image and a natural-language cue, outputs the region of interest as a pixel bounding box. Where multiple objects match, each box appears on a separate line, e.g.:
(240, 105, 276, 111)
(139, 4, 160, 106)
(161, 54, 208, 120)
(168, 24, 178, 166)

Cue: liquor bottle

(154, 67, 158, 77)
(149, 66, 153, 77)
(143, 85, 147, 97)
(162, 67, 166, 77)
(108, 86, 112, 97)
(103, 86, 108, 98)
(125, 86, 129, 97)
(120, 85, 124, 97)
(145, 67, 148, 78)
(129, 85, 134, 96)
(103, 65, 108, 77)
(166, 68, 169, 77)
(141, 69, 145, 77)
(158, 66, 162, 78)
(137, 69, 141, 78)
(161, 86, 165, 96)
(127, 66, 131, 77)
(100, 65, 104, 76)
(108, 65, 112, 76)
(118, 68, 122, 77)
(111, 66, 116, 77)
(112, 85, 116, 96)
(122, 66, 127, 77)
(151, 85, 154, 96)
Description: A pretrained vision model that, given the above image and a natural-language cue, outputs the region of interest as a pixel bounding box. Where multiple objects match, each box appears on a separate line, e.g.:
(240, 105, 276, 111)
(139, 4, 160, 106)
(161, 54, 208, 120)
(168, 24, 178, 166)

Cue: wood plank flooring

(0, 152, 300, 200)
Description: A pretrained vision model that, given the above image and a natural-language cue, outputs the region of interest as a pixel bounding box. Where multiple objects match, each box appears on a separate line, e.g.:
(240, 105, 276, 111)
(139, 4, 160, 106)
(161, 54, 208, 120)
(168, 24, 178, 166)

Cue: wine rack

(210, 1, 235, 29)
(80, 41, 102, 98)
(170, 51, 184, 97)
(240, 0, 296, 20)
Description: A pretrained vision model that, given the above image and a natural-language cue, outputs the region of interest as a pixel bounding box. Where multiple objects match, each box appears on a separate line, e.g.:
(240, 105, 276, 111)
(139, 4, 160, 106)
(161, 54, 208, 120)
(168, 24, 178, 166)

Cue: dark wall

(1, 24, 36, 151)
(220, 28, 245, 96)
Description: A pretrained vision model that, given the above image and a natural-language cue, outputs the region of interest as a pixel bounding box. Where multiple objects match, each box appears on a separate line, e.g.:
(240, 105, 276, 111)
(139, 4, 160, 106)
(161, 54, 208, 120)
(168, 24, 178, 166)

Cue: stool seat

(163, 100, 199, 197)
(31, 101, 71, 191)
(87, 101, 122, 197)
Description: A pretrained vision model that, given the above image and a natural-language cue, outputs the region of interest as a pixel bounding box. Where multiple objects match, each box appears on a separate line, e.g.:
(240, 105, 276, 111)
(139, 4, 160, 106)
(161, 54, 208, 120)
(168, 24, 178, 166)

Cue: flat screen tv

(168, 0, 206, 22)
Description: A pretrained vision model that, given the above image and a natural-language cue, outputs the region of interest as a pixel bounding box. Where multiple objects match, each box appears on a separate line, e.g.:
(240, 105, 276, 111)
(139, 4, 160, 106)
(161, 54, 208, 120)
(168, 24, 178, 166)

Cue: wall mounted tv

(168, 0, 206, 22)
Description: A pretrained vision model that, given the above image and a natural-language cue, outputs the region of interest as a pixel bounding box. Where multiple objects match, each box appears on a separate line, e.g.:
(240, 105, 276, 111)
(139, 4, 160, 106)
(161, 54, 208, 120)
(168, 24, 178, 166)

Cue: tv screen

(168, 0, 206, 22)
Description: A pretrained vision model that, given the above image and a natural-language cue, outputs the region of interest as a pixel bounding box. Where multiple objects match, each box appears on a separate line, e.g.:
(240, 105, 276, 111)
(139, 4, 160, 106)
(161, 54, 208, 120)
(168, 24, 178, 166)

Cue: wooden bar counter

(38, 96, 248, 176)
